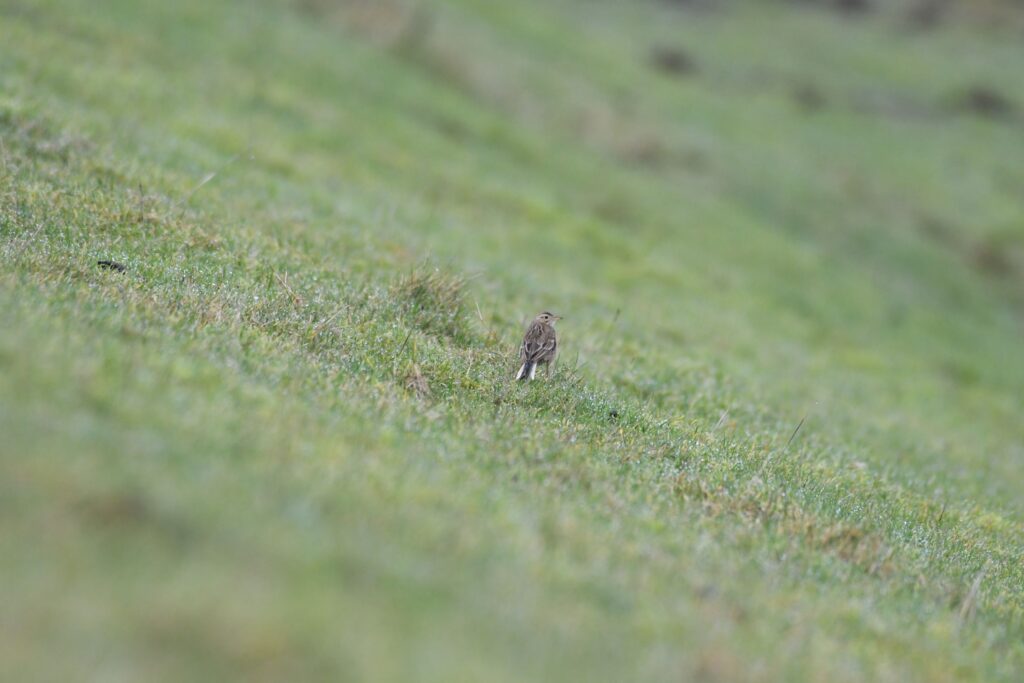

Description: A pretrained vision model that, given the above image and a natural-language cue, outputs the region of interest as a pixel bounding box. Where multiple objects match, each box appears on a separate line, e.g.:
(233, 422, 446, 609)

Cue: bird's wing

(522, 325, 556, 361)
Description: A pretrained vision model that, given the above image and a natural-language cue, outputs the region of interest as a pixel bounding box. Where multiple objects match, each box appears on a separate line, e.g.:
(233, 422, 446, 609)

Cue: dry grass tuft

(403, 362, 431, 399)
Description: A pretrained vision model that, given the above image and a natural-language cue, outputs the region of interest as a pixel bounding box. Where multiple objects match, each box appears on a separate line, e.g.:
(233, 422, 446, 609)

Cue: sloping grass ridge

(3, 0, 1024, 680)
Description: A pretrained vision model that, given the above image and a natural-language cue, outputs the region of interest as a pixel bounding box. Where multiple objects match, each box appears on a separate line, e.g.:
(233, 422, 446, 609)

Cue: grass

(2, 0, 1024, 680)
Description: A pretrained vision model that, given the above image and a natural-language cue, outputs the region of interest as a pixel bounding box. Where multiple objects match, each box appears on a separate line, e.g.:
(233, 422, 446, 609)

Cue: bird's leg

(545, 363, 551, 378)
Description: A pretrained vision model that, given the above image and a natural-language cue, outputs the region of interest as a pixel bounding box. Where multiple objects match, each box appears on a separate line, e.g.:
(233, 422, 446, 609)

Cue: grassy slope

(2, 0, 1023, 680)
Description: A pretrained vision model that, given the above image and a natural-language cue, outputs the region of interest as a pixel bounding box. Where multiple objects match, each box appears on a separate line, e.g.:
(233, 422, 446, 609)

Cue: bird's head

(536, 311, 562, 325)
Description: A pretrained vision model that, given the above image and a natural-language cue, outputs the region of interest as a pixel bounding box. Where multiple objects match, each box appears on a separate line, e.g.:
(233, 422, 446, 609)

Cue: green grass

(2, 0, 1024, 680)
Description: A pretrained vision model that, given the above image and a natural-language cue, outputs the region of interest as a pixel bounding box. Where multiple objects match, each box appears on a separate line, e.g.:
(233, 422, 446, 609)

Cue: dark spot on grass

(918, 214, 1022, 285)
(786, 0, 873, 16)
(428, 113, 469, 141)
(953, 85, 1016, 119)
(970, 238, 1015, 278)
(391, 3, 435, 57)
(650, 46, 697, 77)
(905, 0, 949, 30)
(74, 490, 192, 544)
(615, 131, 672, 169)
(834, 0, 872, 14)
(76, 491, 152, 525)
(917, 213, 956, 246)
(97, 259, 126, 272)
(660, 0, 715, 10)
(792, 83, 827, 112)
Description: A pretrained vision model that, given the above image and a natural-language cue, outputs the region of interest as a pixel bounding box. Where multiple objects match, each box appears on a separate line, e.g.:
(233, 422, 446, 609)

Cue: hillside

(2, 0, 1023, 680)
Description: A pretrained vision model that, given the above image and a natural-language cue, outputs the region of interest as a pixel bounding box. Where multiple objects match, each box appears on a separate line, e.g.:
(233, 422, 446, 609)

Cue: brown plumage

(516, 311, 560, 381)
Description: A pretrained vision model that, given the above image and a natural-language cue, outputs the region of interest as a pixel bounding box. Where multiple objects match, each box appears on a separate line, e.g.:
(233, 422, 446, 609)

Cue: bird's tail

(516, 361, 536, 381)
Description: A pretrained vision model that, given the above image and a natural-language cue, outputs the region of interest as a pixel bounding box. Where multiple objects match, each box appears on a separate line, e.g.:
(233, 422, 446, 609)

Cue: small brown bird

(516, 311, 561, 381)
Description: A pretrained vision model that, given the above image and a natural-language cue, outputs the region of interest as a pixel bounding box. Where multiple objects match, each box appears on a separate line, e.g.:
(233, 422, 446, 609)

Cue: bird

(516, 311, 561, 381)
